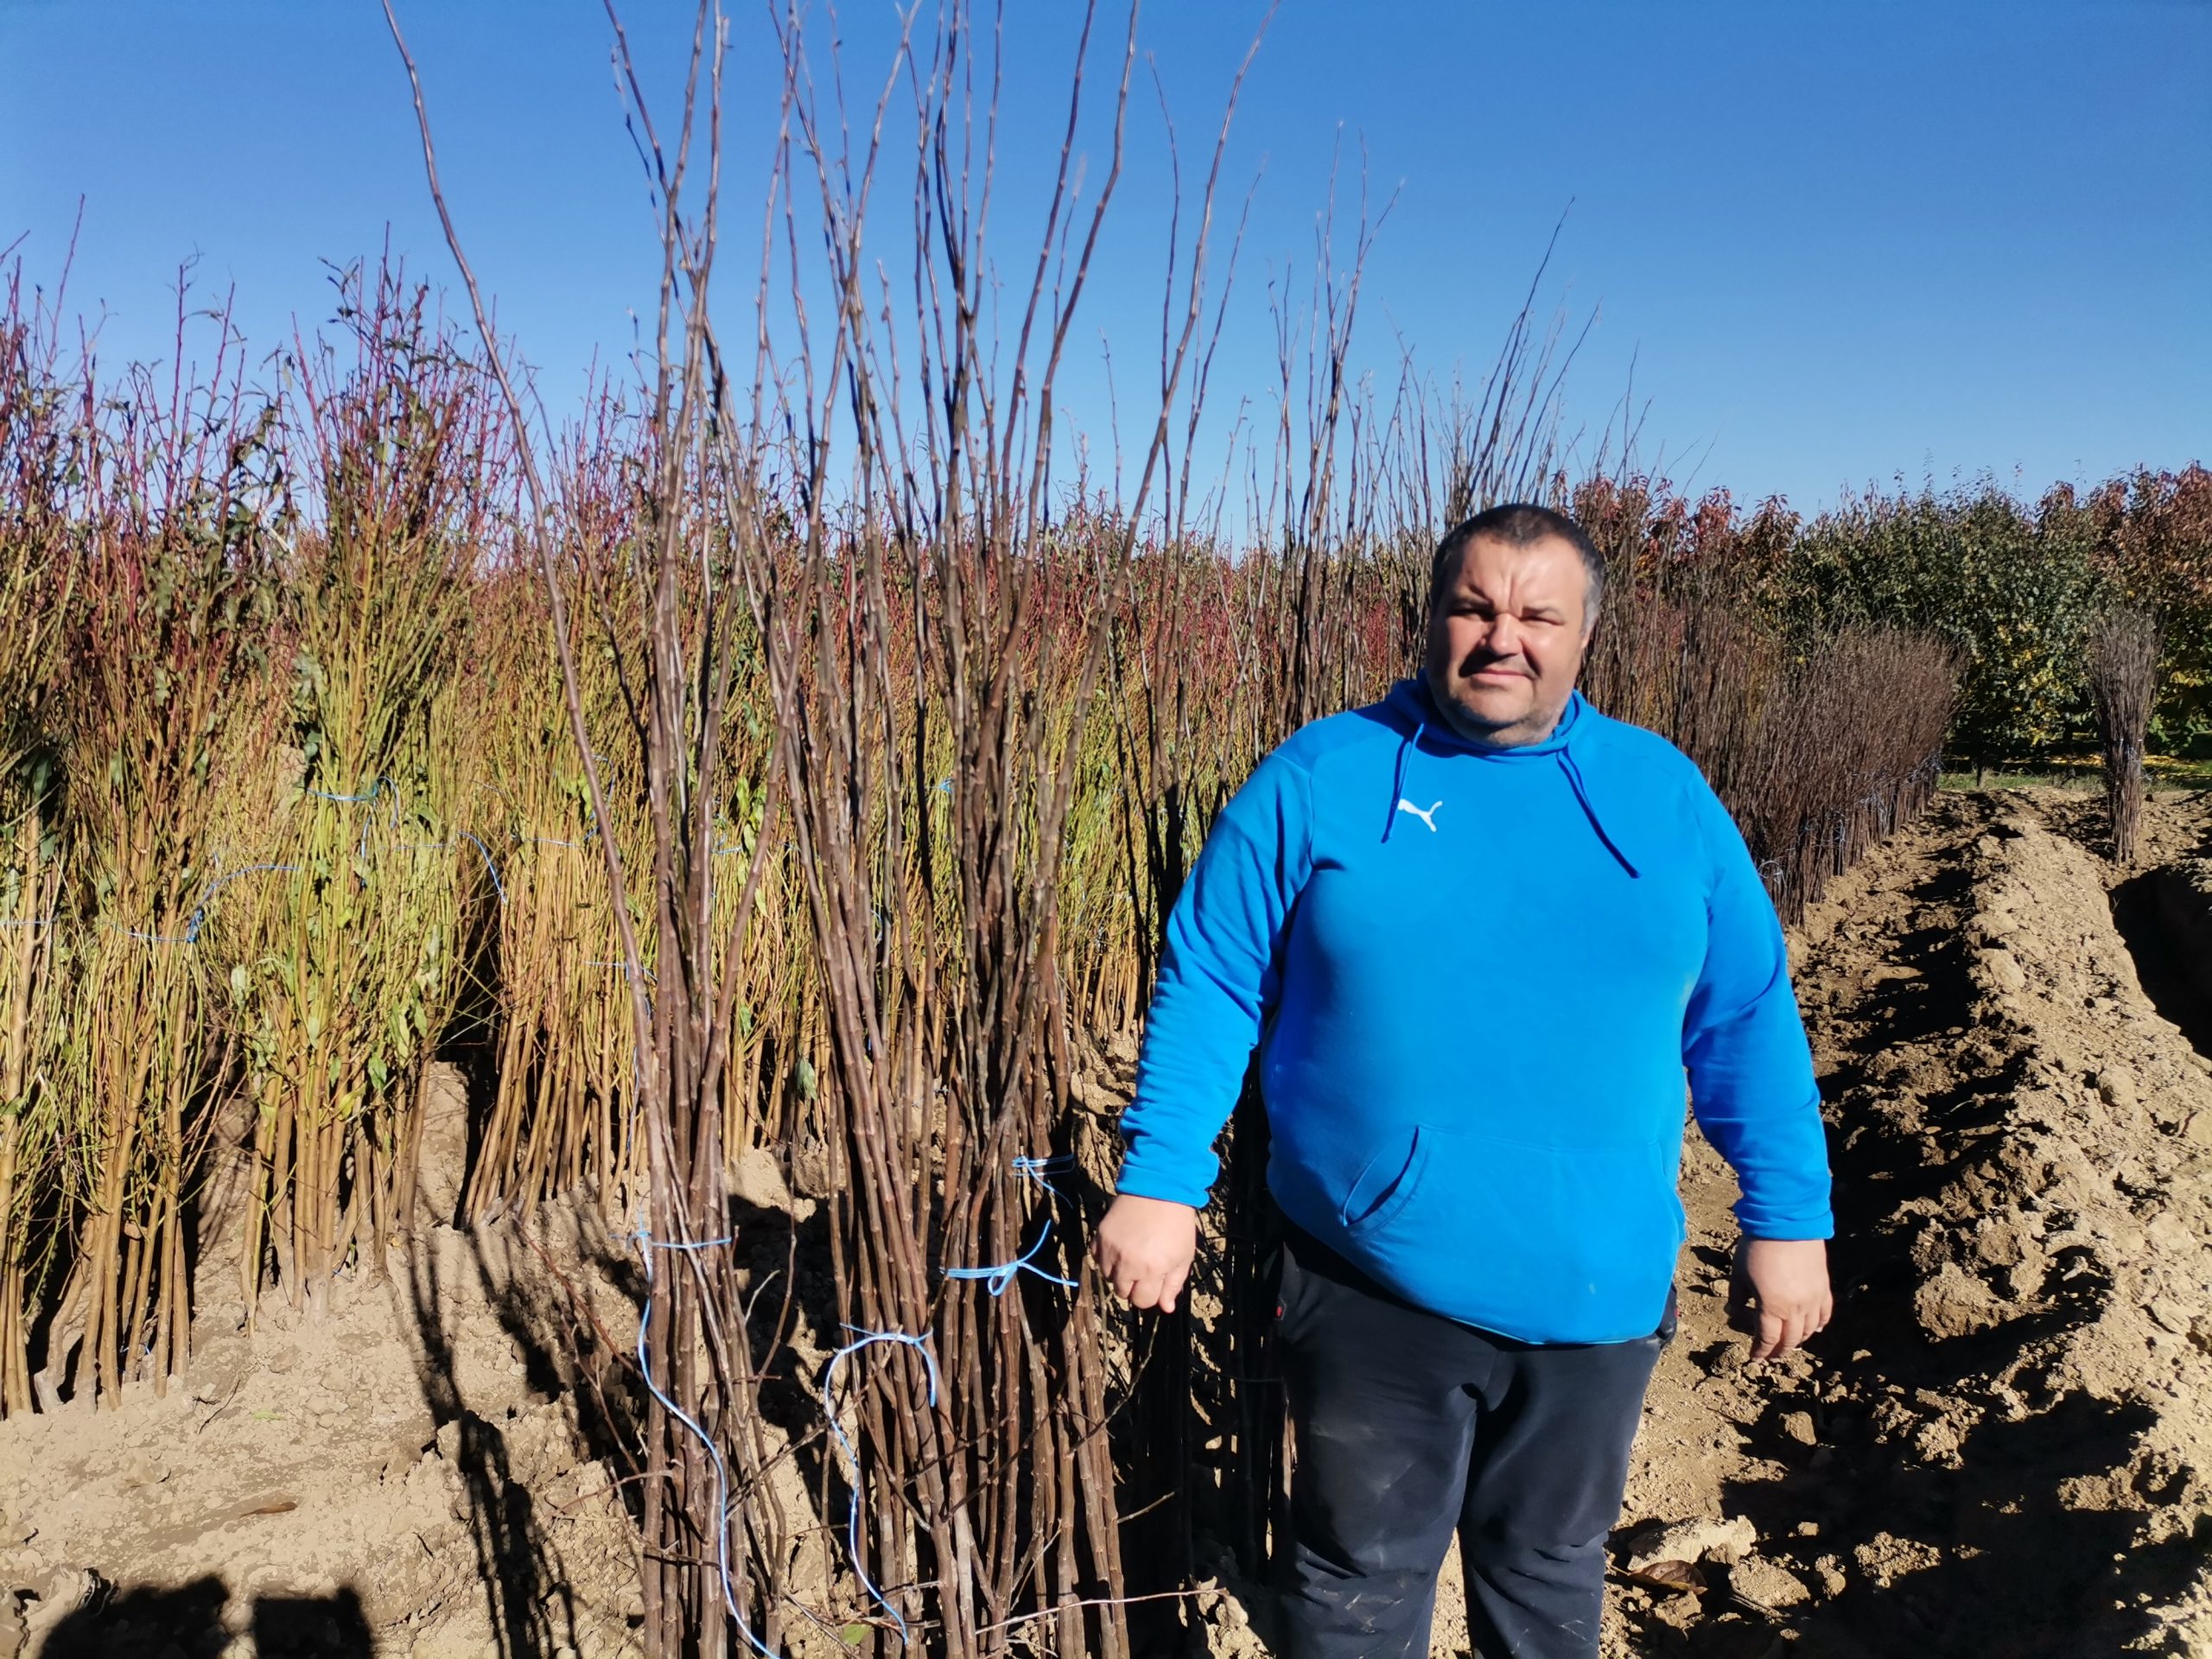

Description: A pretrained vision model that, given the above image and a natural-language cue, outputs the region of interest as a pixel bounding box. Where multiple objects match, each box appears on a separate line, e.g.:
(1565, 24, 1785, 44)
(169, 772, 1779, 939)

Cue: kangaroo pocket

(1336, 1122, 1686, 1342)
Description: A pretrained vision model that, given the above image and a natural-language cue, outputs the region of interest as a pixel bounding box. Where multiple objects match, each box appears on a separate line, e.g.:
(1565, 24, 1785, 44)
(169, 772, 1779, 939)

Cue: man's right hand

(1092, 1194, 1198, 1312)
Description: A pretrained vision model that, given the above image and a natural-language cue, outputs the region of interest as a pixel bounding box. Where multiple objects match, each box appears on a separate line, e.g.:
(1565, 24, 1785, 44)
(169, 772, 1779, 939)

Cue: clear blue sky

(3, 1, 2206, 515)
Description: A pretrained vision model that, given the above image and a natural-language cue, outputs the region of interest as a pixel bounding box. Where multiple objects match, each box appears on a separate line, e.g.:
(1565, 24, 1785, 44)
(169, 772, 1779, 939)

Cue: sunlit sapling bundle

(385, 5, 816, 1646)
(37, 297, 284, 1408)
(0, 799, 65, 1421)
(2086, 608, 2162, 868)
(459, 431, 799, 1224)
(0, 264, 80, 1416)
(410, 0, 1240, 1643)
(232, 264, 505, 1313)
(463, 562, 658, 1223)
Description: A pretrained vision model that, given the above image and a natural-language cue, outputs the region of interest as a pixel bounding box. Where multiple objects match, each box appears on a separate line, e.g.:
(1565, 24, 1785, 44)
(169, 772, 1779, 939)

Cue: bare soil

(3, 789, 2209, 1657)
(0, 1077, 652, 1659)
(1591, 788, 2212, 1659)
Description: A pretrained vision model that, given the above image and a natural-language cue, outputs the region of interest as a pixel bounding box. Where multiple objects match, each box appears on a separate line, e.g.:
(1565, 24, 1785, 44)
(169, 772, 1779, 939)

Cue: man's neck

(1424, 683, 1573, 751)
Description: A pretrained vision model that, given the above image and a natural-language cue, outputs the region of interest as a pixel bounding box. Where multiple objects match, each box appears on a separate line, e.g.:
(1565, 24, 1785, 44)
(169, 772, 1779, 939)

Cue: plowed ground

(1592, 789, 2212, 1659)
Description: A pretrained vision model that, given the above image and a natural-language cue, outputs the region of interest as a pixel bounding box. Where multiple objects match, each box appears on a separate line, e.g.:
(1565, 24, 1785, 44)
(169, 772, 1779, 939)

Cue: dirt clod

(1730, 1554, 1811, 1610)
(1627, 1516, 1759, 1573)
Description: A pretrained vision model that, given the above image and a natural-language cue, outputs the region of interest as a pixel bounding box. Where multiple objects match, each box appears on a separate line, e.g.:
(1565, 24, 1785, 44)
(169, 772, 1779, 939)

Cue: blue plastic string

(823, 1325, 940, 1646)
(108, 861, 297, 947)
(626, 1224, 779, 1659)
(191, 863, 298, 940)
(1011, 1154, 1075, 1201)
(307, 777, 397, 860)
(111, 919, 194, 945)
(305, 778, 391, 806)
(402, 832, 508, 906)
(0, 916, 54, 930)
(590, 958, 656, 1021)
(942, 1219, 1079, 1297)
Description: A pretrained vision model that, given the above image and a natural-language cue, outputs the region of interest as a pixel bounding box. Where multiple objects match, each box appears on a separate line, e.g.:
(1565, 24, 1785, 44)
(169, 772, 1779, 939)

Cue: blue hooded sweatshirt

(1116, 677, 1833, 1345)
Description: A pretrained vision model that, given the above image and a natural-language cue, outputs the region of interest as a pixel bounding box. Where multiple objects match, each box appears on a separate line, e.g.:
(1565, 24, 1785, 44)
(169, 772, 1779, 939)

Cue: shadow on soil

(32, 1579, 371, 1658)
(2113, 870, 2212, 1058)
(399, 1232, 581, 1659)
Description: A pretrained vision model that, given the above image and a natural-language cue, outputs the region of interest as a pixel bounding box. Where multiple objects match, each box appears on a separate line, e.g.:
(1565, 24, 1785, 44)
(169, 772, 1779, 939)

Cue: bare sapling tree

(2087, 607, 2162, 867)
(736, 4, 1278, 1651)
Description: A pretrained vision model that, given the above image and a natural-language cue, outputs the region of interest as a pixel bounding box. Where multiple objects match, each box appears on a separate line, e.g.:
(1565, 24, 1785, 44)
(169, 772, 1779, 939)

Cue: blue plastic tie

(943, 1219, 1079, 1296)
(107, 861, 296, 947)
(823, 1325, 940, 1646)
(306, 779, 391, 805)
(1011, 1154, 1075, 1201)
(307, 777, 397, 860)
(0, 916, 54, 930)
(402, 832, 508, 906)
(188, 863, 298, 942)
(627, 1224, 779, 1658)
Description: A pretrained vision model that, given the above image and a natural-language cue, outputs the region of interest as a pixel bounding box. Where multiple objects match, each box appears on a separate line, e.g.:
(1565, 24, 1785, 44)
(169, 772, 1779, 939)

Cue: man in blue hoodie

(1093, 504, 1834, 1659)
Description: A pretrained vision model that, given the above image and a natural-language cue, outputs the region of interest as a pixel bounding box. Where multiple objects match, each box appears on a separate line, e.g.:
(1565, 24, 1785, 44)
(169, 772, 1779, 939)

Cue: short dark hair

(1429, 503, 1605, 629)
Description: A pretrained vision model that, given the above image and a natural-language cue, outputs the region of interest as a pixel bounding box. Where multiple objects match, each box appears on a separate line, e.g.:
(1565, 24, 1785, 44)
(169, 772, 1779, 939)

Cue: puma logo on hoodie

(1395, 798, 1443, 833)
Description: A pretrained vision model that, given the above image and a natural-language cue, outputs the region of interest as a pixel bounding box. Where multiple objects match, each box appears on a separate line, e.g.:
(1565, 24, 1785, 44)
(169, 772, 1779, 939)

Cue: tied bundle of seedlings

(2087, 608, 2161, 868)
(461, 431, 801, 1225)
(229, 264, 503, 1315)
(39, 292, 283, 1408)
(1737, 628, 1961, 917)
(0, 799, 63, 1419)
(736, 7, 1287, 1649)
(0, 261, 76, 1416)
(465, 578, 646, 1222)
(465, 545, 660, 1224)
(385, 5, 811, 1647)
(385, 0, 1267, 1643)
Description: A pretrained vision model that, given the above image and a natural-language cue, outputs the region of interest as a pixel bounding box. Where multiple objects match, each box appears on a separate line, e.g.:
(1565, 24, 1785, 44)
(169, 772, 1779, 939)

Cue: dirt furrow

(1605, 791, 2212, 1659)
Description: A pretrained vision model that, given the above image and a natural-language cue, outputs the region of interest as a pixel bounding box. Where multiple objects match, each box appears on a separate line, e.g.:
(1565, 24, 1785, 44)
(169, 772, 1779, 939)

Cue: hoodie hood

(1377, 677, 1638, 874)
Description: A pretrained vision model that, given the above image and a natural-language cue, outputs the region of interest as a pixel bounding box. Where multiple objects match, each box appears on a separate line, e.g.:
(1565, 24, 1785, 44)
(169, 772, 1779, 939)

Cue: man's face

(1422, 533, 1594, 747)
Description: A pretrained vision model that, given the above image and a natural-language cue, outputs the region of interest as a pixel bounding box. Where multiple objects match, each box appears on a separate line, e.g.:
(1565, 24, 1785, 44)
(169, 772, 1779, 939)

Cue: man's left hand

(1731, 1237, 1833, 1359)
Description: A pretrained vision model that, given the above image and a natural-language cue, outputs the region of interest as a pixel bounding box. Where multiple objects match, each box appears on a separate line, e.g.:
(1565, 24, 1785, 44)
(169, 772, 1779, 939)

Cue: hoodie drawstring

(1382, 692, 1637, 877)
(1382, 720, 1426, 842)
(1558, 748, 1641, 878)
